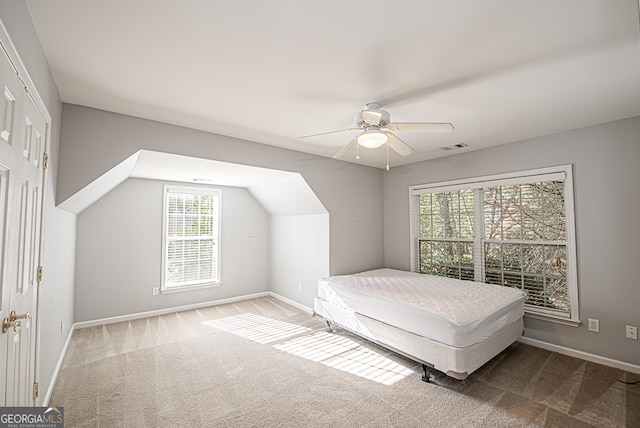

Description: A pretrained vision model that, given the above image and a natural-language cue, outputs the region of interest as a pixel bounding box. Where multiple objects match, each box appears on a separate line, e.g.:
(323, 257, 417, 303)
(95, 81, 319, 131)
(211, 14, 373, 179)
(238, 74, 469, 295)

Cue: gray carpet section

(50, 297, 640, 427)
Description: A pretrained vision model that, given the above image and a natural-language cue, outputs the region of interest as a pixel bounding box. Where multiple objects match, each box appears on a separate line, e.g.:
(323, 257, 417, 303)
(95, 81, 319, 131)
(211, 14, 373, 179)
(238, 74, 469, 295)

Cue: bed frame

(313, 296, 523, 381)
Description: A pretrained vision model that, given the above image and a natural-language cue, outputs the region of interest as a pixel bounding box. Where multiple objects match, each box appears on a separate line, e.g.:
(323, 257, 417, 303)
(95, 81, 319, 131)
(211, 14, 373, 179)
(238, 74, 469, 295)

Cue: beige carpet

(50, 296, 640, 427)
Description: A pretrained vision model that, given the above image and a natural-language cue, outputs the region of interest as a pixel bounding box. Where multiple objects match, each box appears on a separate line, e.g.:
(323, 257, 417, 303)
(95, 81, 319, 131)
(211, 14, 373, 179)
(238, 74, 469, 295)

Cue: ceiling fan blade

(300, 128, 358, 139)
(333, 137, 358, 158)
(387, 122, 454, 133)
(386, 133, 414, 156)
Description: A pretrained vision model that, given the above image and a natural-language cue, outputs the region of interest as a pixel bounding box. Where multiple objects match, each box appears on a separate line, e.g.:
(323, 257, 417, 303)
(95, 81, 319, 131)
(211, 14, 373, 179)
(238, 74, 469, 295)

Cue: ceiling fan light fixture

(357, 130, 388, 149)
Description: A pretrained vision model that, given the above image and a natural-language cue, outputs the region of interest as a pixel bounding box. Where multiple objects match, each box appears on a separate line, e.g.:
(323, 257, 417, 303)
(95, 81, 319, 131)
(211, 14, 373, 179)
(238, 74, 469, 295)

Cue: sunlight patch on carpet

(274, 331, 414, 385)
(202, 313, 310, 344)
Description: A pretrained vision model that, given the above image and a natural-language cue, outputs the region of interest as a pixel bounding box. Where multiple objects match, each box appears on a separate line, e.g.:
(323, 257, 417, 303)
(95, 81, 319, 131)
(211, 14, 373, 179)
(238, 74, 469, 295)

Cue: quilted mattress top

(318, 268, 525, 346)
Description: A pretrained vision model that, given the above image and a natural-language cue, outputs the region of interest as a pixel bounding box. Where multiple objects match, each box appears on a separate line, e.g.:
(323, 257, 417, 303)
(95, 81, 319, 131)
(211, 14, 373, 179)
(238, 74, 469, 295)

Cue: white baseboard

(518, 336, 640, 374)
(73, 292, 271, 329)
(267, 292, 313, 314)
(42, 323, 76, 406)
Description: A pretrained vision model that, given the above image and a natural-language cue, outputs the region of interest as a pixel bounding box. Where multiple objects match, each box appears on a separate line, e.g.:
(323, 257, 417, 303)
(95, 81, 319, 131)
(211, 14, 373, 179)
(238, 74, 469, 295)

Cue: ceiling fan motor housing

(355, 107, 390, 129)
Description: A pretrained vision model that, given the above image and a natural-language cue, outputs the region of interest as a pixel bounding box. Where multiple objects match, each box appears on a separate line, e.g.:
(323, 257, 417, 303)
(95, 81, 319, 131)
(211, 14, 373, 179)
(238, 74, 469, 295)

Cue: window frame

(409, 165, 579, 326)
(160, 185, 222, 294)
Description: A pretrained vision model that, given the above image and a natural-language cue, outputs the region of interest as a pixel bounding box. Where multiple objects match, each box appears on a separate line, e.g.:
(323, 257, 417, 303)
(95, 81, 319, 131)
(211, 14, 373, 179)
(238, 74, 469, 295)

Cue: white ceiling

(26, 0, 640, 169)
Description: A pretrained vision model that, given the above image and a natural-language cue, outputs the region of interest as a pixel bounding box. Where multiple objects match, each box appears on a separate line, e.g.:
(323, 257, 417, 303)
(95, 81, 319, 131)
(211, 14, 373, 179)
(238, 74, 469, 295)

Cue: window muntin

(416, 190, 475, 280)
(482, 181, 568, 312)
(410, 166, 578, 323)
(162, 186, 221, 292)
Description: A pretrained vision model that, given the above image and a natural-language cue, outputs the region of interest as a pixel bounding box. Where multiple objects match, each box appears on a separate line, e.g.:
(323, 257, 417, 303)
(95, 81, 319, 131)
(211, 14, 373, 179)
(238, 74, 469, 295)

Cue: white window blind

(161, 186, 221, 291)
(410, 165, 579, 323)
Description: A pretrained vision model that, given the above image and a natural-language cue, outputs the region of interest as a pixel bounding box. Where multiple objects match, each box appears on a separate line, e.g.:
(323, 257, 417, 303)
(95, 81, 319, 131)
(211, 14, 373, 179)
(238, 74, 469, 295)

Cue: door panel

(0, 45, 21, 407)
(0, 44, 46, 406)
(0, 164, 8, 406)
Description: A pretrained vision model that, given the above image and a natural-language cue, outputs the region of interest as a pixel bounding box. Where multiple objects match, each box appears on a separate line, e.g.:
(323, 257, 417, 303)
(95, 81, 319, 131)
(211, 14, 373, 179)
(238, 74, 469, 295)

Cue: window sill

(161, 282, 221, 294)
(524, 311, 581, 327)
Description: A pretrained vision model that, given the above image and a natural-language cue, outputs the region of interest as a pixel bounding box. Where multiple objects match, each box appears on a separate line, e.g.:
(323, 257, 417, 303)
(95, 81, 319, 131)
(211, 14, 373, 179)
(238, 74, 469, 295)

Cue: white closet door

(0, 44, 46, 406)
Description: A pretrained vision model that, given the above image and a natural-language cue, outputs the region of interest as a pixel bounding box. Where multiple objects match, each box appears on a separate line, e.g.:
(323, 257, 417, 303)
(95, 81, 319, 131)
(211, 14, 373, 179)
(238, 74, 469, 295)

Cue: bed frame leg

(325, 320, 334, 332)
(421, 364, 432, 383)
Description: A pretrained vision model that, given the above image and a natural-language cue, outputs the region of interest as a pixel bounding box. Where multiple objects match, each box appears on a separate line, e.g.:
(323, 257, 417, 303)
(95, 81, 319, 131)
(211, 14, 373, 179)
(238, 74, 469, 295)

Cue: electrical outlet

(588, 318, 599, 333)
(626, 325, 638, 340)
(152, 287, 159, 296)
(298, 282, 302, 292)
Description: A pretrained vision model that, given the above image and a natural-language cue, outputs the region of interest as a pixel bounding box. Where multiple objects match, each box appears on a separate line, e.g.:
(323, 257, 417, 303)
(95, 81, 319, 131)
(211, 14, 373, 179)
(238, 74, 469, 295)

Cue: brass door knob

(2, 310, 30, 333)
(10, 310, 31, 321)
(2, 317, 22, 333)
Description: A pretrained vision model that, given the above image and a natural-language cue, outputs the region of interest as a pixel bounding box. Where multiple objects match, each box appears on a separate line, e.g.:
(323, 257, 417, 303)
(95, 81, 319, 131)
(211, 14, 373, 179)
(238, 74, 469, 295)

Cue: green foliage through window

(415, 179, 571, 317)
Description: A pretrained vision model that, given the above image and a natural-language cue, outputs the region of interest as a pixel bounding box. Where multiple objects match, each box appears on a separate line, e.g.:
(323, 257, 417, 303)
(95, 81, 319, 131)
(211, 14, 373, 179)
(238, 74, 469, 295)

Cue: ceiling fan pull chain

(386, 143, 390, 171)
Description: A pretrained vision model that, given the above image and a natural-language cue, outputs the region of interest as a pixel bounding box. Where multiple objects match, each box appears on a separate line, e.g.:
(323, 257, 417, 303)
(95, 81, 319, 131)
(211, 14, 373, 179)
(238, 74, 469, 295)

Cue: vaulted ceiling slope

(59, 150, 327, 216)
(26, 0, 640, 169)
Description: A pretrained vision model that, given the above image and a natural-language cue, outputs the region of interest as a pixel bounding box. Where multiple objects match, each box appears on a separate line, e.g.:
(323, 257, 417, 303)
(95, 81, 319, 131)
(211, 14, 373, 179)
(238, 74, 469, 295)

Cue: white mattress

(317, 268, 525, 348)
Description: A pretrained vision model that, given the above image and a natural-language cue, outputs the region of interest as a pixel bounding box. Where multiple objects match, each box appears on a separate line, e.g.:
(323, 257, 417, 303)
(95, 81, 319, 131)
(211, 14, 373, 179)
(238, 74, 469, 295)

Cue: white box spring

(318, 268, 525, 348)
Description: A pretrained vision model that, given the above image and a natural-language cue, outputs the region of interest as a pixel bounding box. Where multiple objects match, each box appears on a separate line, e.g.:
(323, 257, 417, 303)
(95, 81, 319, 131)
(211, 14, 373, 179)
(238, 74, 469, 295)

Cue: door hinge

(37, 266, 43, 283)
(43, 153, 48, 169)
(33, 382, 39, 399)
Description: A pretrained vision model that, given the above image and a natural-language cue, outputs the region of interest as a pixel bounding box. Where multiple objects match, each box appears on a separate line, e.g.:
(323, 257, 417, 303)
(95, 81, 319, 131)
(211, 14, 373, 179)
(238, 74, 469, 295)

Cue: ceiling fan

(301, 103, 454, 168)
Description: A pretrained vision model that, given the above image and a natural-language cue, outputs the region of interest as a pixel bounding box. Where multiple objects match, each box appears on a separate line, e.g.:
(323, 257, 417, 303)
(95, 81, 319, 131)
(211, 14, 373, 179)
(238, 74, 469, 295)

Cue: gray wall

(0, 2, 76, 404)
(75, 178, 270, 322)
(59, 104, 384, 279)
(383, 115, 640, 366)
(270, 214, 330, 305)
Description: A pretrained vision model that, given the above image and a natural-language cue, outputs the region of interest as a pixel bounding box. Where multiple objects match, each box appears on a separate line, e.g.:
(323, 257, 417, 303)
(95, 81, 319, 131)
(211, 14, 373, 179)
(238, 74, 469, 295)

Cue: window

(410, 165, 579, 324)
(161, 186, 221, 292)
